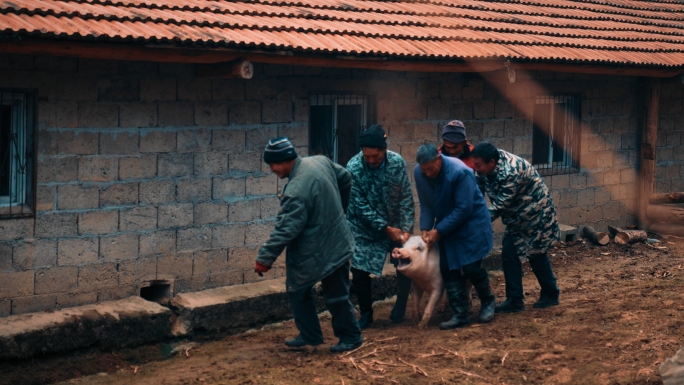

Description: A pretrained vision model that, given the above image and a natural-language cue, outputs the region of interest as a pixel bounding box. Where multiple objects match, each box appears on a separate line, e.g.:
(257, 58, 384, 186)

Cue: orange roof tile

(2, 0, 684, 67)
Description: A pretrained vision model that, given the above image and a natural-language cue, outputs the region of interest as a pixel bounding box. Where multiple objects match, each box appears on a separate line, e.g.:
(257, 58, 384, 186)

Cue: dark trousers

(501, 235, 559, 299)
(351, 265, 412, 315)
(287, 262, 362, 344)
(439, 243, 491, 302)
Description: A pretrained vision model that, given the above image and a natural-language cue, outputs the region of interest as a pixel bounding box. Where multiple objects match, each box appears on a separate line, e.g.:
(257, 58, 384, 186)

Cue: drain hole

(140, 282, 171, 305)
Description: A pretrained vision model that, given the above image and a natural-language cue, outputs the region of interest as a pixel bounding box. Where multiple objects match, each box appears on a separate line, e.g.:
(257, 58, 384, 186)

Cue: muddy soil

(3, 236, 684, 385)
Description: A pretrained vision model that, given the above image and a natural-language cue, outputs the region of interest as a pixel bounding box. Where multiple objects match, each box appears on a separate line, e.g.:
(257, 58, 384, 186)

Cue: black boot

(471, 274, 496, 323)
(495, 297, 525, 313)
(351, 268, 374, 329)
(330, 337, 363, 353)
(284, 334, 323, 347)
(439, 281, 470, 330)
(390, 272, 412, 322)
(528, 254, 560, 309)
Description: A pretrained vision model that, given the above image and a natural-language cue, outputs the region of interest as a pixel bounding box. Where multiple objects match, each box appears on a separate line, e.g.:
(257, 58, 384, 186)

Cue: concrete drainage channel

(0, 249, 503, 360)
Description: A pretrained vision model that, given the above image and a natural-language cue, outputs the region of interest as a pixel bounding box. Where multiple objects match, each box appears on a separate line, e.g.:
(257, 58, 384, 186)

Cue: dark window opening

(532, 95, 580, 175)
(140, 282, 172, 305)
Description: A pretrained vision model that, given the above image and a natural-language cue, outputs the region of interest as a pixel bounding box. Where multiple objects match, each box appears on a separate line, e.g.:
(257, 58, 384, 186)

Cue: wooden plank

(649, 192, 684, 204)
(646, 204, 684, 224)
(650, 221, 684, 237)
(638, 79, 660, 228)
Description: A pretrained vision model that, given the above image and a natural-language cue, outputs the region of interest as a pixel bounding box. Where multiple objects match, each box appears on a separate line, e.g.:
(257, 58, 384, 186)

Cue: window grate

(532, 94, 580, 176)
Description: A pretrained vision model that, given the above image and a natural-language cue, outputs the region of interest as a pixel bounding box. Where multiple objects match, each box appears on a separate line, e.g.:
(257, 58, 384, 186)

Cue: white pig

(391, 236, 443, 329)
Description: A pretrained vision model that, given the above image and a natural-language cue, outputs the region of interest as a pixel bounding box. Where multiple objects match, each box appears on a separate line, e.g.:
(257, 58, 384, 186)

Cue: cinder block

(262, 100, 292, 123)
(34, 56, 76, 72)
(57, 185, 99, 210)
(193, 249, 229, 276)
(159, 103, 193, 127)
(229, 153, 261, 173)
(119, 206, 157, 231)
(11, 294, 57, 315)
(36, 185, 55, 211)
(245, 128, 277, 153)
(158, 152, 193, 177)
(209, 269, 244, 287)
(0, 218, 34, 241)
(78, 157, 118, 182)
(119, 155, 157, 180)
(414, 122, 438, 142)
(293, 99, 309, 122)
(246, 175, 277, 196)
(228, 246, 259, 270)
(80, 58, 118, 75)
(0, 298, 8, 317)
(56, 292, 98, 310)
(177, 178, 211, 202)
(139, 180, 175, 204)
(261, 196, 280, 219)
(118, 257, 156, 286)
(213, 177, 246, 200)
(229, 199, 260, 222)
(483, 120, 504, 138)
(229, 101, 261, 125)
(97, 77, 137, 102)
(77, 103, 118, 128)
(178, 78, 212, 102)
(78, 210, 118, 235)
(35, 213, 78, 238)
(140, 130, 176, 153)
(140, 78, 176, 102)
(278, 124, 308, 147)
(58, 238, 99, 265)
(577, 188, 595, 206)
(139, 230, 176, 257)
(100, 233, 139, 261)
(212, 224, 246, 248)
(0, 270, 34, 298)
(158, 203, 194, 229)
(245, 222, 274, 245)
(212, 79, 245, 101)
(100, 132, 139, 155)
(426, 101, 450, 120)
(177, 227, 212, 253)
(157, 253, 193, 280)
(97, 284, 137, 302)
(194, 151, 228, 175)
(195, 102, 229, 126)
(603, 171, 621, 185)
(35, 266, 79, 294)
(57, 131, 99, 155)
(77, 262, 118, 292)
(621, 169, 637, 184)
(37, 130, 59, 155)
(194, 202, 228, 225)
(557, 189, 578, 209)
(0, 242, 11, 270)
(13, 239, 56, 270)
(120, 102, 157, 128)
(212, 129, 245, 152)
(100, 182, 138, 207)
(463, 79, 484, 99)
(178, 128, 211, 152)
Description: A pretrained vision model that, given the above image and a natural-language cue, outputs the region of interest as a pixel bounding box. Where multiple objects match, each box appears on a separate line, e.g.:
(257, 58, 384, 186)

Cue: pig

(391, 236, 444, 328)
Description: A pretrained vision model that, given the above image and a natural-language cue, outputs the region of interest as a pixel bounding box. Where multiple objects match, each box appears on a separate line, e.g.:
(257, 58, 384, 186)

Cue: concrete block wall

(656, 77, 684, 193)
(0, 54, 645, 317)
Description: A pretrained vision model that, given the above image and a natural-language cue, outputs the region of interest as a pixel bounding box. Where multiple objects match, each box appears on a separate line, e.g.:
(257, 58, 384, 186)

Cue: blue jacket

(414, 155, 493, 270)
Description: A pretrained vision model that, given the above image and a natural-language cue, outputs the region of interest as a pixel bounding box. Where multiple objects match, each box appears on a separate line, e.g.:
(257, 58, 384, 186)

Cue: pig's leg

(412, 286, 424, 326)
(418, 283, 443, 329)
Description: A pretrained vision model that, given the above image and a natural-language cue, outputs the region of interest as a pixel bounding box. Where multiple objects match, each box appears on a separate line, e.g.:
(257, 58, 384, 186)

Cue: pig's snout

(392, 248, 405, 259)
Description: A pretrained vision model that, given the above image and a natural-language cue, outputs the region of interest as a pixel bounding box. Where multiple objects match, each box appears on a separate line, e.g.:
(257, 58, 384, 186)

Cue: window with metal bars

(531, 95, 581, 175)
(309, 94, 374, 167)
(0, 90, 36, 218)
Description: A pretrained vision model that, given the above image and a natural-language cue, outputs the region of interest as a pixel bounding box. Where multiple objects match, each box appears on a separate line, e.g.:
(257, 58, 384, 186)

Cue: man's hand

(385, 226, 404, 244)
(401, 232, 412, 244)
(421, 230, 430, 244)
(424, 229, 440, 249)
(254, 261, 270, 277)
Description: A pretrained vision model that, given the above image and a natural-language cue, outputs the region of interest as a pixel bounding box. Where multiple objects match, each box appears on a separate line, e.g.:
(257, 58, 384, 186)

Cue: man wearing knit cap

(254, 137, 363, 353)
(346, 124, 415, 329)
(439, 120, 475, 170)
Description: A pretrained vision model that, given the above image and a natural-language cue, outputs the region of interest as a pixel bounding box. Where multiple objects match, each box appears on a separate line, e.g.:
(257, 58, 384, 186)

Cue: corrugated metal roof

(2, 0, 684, 66)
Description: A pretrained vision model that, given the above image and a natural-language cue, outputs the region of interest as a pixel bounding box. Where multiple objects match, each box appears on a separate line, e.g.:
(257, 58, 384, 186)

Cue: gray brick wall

(656, 77, 684, 193)
(0, 54, 653, 316)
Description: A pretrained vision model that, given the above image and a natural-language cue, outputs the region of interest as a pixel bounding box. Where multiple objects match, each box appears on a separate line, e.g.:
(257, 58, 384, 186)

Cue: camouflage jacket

(475, 149, 559, 259)
(346, 150, 415, 276)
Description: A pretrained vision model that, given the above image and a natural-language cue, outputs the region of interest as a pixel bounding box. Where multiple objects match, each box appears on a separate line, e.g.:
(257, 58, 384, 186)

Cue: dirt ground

(2, 235, 684, 385)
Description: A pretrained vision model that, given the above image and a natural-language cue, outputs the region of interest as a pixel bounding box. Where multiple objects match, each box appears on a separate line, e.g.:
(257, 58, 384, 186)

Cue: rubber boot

(351, 268, 373, 329)
(528, 254, 560, 309)
(439, 281, 470, 330)
(390, 271, 412, 322)
(471, 274, 496, 323)
(495, 297, 525, 313)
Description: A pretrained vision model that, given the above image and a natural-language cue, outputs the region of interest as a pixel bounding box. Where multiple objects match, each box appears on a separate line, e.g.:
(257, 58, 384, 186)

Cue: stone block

(577, 188, 595, 206)
(77, 262, 118, 292)
(229, 153, 261, 173)
(212, 129, 245, 152)
(13, 239, 57, 270)
(0, 218, 34, 241)
(213, 177, 246, 200)
(557, 189, 578, 209)
(209, 269, 245, 287)
(158, 203, 194, 229)
(120, 102, 158, 128)
(229, 199, 261, 222)
(0, 270, 34, 298)
(212, 79, 246, 101)
(450, 102, 473, 120)
(603, 171, 621, 185)
(245, 222, 274, 245)
(228, 246, 259, 270)
(119, 206, 157, 231)
(99, 234, 138, 262)
(246, 175, 277, 196)
(119, 155, 157, 180)
(78, 157, 118, 182)
(212, 224, 246, 248)
(463, 79, 484, 99)
(57, 185, 99, 210)
(483, 120, 504, 138)
(58, 131, 99, 155)
(157, 253, 193, 280)
(245, 127, 277, 153)
(229, 101, 261, 125)
(194, 202, 228, 225)
(621, 169, 637, 184)
(0, 243, 11, 271)
(97, 77, 137, 102)
(34, 266, 79, 294)
(193, 249, 229, 276)
(195, 102, 229, 126)
(11, 294, 57, 315)
(35, 213, 77, 238)
(97, 284, 138, 302)
(414, 122, 437, 142)
(56, 292, 98, 310)
(100, 132, 139, 155)
(177, 227, 212, 253)
(77, 103, 119, 128)
(262, 100, 292, 123)
(177, 128, 211, 152)
(159, 103, 193, 127)
(100, 182, 138, 207)
(139, 230, 176, 257)
(118, 258, 156, 286)
(473, 101, 495, 119)
(178, 78, 212, 102)
(36, 185, 55, 211)
(195, 151, 228, 175)
(78, 210, 118, 235)
(158, 152, 193, 177)
(140, 78, 176, 102)
(139, 180, 176, 204)
(140, 130, 176, 153)
(177, 178, 212, 202)
(261, 196, 280, 219)
(38, 156, 78, 183)
(58, 238, 99, 265)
